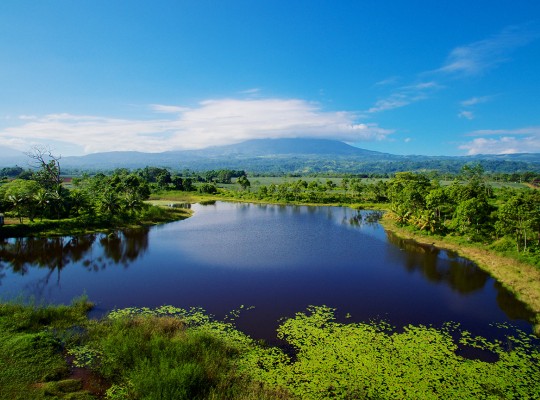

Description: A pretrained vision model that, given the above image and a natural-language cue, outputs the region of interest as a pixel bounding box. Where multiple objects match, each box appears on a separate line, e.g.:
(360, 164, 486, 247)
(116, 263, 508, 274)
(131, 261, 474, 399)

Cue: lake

(0, 202, 534, 342)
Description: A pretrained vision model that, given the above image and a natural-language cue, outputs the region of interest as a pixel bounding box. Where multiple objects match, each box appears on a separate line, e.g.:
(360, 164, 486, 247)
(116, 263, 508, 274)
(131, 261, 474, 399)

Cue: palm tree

(34, 189, 50, 221)
(100, 191, 122, 217)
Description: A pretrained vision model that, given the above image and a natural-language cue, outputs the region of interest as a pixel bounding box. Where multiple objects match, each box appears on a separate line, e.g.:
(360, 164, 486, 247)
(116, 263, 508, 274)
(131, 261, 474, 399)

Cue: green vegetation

(252, 306, 540, 399)
(2, 160, 540, 397)
(0, 156, 192, 237)
(0, 297, 93, 399)
(1, 302, 539, 399)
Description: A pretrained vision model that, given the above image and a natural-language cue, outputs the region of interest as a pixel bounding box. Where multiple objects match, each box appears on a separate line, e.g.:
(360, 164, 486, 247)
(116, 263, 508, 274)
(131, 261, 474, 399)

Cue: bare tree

(25, 146, 62, 190)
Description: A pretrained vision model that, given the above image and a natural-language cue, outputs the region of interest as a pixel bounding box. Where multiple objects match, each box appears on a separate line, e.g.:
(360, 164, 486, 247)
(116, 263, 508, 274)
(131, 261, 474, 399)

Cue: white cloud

(458, 110, 474, 120)
(435, 25, 538, 76)
(375, 76, 399, 86)
(18, 115, 38, 120)
(0, 98, 393, 155)
(150, 104, 190, 113)
(459, 126, 540, 154)
(239, 88, 261, 94)
(459, 137, 540, 155)
(467, 126, 540, 136)
(460, 96, 493, 107)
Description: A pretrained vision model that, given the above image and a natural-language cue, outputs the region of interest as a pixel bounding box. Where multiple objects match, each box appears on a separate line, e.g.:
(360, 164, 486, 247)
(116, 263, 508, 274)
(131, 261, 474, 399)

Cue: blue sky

(1, 1, 539, 157)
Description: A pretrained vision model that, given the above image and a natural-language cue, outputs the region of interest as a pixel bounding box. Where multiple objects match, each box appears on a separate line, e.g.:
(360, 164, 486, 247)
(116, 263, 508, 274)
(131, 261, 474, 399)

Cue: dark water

(0, 202, 534, 341)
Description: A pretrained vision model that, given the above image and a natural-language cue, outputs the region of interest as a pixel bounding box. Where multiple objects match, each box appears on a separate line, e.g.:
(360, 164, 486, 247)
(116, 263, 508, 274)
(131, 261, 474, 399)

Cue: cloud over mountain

(0, 98, 392, 155)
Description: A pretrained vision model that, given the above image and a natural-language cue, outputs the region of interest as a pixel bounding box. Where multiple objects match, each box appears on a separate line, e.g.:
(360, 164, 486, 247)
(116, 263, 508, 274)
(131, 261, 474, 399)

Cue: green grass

(0, 297, 94, 400)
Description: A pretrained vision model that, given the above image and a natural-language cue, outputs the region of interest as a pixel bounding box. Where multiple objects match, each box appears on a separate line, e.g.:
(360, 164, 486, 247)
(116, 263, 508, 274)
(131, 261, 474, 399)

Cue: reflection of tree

(384, 231, 534, 324)
(494, 281, 536, 321)
(0, 228, 149, 287)
(99, 228, 149, 266)
(345, 210, 383, 227)
(385, 231, 488, 294)
(0, 234, 97, 293)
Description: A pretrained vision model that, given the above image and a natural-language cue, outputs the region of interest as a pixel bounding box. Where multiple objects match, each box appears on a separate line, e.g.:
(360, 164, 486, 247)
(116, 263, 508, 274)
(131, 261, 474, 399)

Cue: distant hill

(0, 146, 27, 166)
(2, 138, 540, 174)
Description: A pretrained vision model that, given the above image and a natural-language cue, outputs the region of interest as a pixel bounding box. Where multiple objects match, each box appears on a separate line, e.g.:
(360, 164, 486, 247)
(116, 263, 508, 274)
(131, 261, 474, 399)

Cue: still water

(0, 202, 534, 341)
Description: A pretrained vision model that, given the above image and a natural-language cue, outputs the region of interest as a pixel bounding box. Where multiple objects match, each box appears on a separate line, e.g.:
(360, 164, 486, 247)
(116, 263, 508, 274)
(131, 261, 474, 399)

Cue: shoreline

(0, 206, 192, 238)
(379, 214, 540, 334)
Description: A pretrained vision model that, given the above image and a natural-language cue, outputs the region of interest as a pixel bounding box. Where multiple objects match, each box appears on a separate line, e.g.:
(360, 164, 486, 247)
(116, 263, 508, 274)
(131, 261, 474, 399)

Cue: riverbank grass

(0, 297, 93, 400)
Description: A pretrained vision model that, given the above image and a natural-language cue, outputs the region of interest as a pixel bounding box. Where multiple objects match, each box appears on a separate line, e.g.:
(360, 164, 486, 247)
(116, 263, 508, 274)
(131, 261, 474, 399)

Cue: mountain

(190, 138, 386, 157)
(3, 138, 540, 174)
(0, 147, 28, 166)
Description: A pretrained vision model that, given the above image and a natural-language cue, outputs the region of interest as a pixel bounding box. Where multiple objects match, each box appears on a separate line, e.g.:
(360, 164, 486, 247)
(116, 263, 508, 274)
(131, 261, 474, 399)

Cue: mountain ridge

(2, 138, 540, 174)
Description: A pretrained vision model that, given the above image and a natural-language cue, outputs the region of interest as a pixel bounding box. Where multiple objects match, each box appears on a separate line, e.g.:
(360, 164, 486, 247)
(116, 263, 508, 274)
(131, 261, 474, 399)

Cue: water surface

(0, 202, 534, 341)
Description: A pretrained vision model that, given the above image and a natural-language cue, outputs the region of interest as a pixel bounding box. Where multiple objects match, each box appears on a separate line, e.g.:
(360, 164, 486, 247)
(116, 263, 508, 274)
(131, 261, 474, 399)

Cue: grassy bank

(0, 205, 191, 238)
(1, 302, 539, 399)
(380, 214, 540, 334)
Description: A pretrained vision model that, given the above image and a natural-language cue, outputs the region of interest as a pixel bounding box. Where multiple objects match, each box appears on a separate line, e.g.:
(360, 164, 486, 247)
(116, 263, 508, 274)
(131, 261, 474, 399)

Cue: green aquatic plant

(247, 306, 540, 399)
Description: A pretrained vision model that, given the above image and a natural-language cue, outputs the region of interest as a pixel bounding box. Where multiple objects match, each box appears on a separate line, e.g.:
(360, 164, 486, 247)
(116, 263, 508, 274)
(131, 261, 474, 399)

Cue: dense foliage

(0, 160, 194, 229)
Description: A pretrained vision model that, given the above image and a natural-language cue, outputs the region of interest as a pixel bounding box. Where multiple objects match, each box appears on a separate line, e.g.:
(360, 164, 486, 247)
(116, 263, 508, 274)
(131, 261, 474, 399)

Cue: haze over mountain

(24, 138, 536, 174)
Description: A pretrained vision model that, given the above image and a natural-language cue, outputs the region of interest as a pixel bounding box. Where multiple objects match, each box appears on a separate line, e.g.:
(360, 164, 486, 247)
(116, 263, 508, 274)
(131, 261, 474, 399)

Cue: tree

(450, 197, 492, 237)
(495, 191, 540, 252)
(237, 175, 251, 191)
(198, 183, 218, 194)
(156, 171, 172, 190)
(25, 146, 62, 191)
(2, 179, 40, 222)
(100, 191, 122, 217)
(171, 176, 184, 191)
(33, 189, 50, 221)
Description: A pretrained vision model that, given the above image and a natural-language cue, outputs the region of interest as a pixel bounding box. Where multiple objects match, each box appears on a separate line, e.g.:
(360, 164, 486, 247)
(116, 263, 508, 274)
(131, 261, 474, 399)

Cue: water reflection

(345, 210, 383, 227)
(494, 281, 536, 321)
(0, 228, 149, 284)
(383, 230, 535, 324)
(385, 231, 488, 294)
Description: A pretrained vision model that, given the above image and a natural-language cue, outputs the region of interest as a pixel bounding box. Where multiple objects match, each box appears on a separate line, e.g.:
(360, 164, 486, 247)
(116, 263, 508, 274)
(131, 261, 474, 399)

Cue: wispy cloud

(435, 25, 538, 76)
(460, 95, 493, 107)
(466, 126, 540, 136)
(0, 98, 393, 154)
(374, 76, 399, 86)
(459, 126, 540, 154)
(239, 88, 261, 94)
(367, 81, 440, 113)
(458, 111, 474, 120)
(368, 24, 537, 115)
(150, 104, 190, 113)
